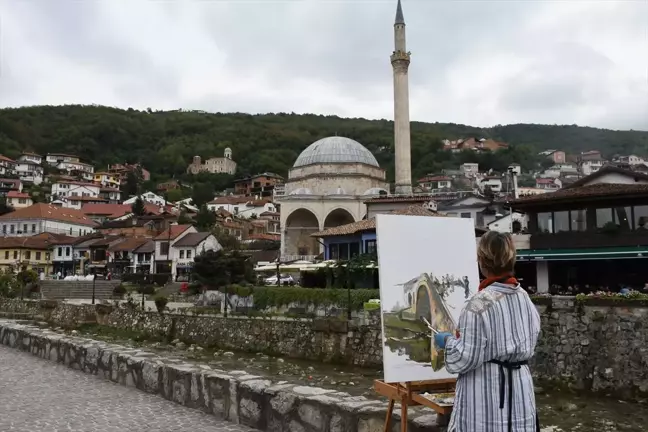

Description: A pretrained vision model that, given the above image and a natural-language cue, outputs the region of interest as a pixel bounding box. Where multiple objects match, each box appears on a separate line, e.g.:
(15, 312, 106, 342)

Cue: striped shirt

(445, 282, 541, 432)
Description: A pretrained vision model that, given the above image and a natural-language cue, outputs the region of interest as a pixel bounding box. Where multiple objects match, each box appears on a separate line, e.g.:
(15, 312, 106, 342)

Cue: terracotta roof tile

(312, 205, 446, 237)
(7, 191, 30, 199)
(133, 240, 155, 253)
(248, 233, 280, 241)
(108, 237, 151, 252)
(0, 155, 15, 163)
(153, 224, 192, 241)
(209, 196, 249, 205)
(0, 203, 98, 227)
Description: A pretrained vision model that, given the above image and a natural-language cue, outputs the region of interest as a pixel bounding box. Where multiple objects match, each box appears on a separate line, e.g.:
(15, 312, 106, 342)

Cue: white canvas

(376, 213, 480, 383)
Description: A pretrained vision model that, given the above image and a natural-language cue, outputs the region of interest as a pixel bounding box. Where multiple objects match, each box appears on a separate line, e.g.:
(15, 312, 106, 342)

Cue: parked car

(263, 274, 295, 286)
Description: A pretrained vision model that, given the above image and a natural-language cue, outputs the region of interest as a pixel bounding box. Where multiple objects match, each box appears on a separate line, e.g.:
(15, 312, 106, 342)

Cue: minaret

(391, 0, 413, 195)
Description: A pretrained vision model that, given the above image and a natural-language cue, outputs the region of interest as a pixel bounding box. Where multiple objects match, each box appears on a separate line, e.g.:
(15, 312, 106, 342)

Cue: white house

(51, 181, 105, 210)
(580, 160, 604, 176)
(0, 203, 98, 236)
(171, 232, 222, 280)
(207, 196, 277, 218)
(535, 178, 562, 190)
(153, 224, 196, 276)
(478, 177, 503, 194)
(0, 155, 16, 177)
(487, 212, 528, 233)
(460, 163, 479, 177)
(99, 187, 121, 204)
(124, 191, 166, 207)
(438, 195, 494, 227)
(6, 191, 33, 209)
(418, 175, 452, 190)
(132, 240, 155, 274)
(15, 155, 44, 185)
(46, 154, 95, 180)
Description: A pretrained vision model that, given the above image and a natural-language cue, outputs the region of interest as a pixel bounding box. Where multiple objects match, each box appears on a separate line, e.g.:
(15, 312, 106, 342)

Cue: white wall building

(153, 224, 196, 276)
(0, 203, 98, 236)
(460, 163, 479, 177)
(51, 181, 105, 210)
(0, 155, 16, 177)
(580, 160, 604, 176)
(207, 197, 277, 218)
(478, 177, 503, 194)
(15, 156, 44, 185)
(171, 232, 222, 279)
(487, 212, 528, 233)
(124, 192, 166, 207)
(6, 191, 33, 209)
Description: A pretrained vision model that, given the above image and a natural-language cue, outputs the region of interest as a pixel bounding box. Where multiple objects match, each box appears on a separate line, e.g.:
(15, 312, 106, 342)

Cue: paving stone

(0, 345, 258, 432)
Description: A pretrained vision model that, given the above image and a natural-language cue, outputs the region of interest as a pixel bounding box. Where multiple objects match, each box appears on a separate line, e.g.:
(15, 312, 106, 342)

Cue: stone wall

(3, 296, 648, 398)
(531, 297, 648, 399)
(0, 320, 445, 432)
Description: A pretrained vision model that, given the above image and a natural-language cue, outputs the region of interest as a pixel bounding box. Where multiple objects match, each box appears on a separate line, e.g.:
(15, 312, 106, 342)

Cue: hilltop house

(0, 203, 97, 237)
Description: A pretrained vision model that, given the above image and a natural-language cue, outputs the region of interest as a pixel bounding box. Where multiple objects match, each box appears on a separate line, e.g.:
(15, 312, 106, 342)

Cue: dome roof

(293, 137, 379, 168)
(289, 188, 313, 195)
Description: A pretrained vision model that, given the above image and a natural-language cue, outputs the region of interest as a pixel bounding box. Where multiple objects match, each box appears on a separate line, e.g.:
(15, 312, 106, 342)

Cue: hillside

(0, 105, 646, 184)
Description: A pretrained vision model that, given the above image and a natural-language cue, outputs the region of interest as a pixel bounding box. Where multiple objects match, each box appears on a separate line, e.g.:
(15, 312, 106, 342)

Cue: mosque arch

(324, 208, 355, 229)
(284, 208, 320, 258)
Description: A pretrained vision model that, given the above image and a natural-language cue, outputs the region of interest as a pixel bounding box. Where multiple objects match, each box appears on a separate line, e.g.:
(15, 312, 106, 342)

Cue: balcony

(530, 230, 648, 250)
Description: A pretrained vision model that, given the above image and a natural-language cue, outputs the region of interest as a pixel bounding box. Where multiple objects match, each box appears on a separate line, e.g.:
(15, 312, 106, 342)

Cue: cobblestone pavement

(0, 345, 257, 432)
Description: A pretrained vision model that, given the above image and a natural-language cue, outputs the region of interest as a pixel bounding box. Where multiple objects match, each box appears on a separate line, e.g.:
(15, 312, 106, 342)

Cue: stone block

(140, 360, 162, 394)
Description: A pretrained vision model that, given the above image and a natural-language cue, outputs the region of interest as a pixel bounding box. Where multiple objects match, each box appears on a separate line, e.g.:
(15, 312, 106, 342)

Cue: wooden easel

(374, 378, 456, 432)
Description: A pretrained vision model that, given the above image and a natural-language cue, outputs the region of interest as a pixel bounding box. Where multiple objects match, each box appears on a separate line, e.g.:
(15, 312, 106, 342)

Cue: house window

(22, 224, 27, 233)
(4, 251, 8, 259)
(537, 212, 553, 233)
(553, 211, 570, 233)
(66, 247, 70, 256)
(31, 224, 36, 233)
(25, 251, 31, 260)
(160, 242, 170, 255)
(58, 247, 62, 257)
(187, 250, 192, 259)
(460, 212, 471, 219)
(36, 252, 41, 260)
(570, 210, 587, 232)
(19, 198, 26, 204)
(13, 251, 17, 259)
(596, 208, 614, 229)
(179, 250, 185, 259)
(2, 225, 5, 234)
(365, 240, 377, 255)
(635, 205, 648, 229)
(10, 225, 14, 234)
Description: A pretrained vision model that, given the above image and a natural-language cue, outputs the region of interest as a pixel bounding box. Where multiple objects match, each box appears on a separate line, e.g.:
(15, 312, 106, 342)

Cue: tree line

(0, 105, 646, 186)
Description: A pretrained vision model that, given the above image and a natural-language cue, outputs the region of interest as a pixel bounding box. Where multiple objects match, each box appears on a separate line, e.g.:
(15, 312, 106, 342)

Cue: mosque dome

(326, 186, 347, 195)
(293, 137, 379, 168)
(363, 187, 389, 196)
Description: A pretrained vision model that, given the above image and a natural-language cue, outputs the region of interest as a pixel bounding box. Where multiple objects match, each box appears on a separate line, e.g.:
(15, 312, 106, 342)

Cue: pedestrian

(434, 231, 541, 432)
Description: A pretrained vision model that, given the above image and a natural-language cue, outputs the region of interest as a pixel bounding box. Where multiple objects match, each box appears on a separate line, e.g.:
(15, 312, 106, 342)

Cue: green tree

(122, 170, 140, 198)
(164, 188, 184, 202)
(131, 197, 146, 216)
(194, 205, 216, 231)
(191, 182, 215, 208)
(212, 226, 241, 251)
(0, 196, 13, 216)
(177, 209, 193, 225)
(192, 249, 254, 289)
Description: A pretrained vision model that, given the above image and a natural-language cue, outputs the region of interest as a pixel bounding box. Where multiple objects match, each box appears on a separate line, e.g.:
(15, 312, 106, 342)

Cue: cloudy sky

(1, 0, 647, 130)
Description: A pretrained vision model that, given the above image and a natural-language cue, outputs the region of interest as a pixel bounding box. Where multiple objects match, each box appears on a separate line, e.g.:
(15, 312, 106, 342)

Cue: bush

(187, 281, 202, 296)
(112, 284, 127, 297)
(154, 295, 168, 313)
(219, 285, 379, 312)
(150, 273, 171, 286)
(122, 273, 146, 284)
(137, 285, 156, 295)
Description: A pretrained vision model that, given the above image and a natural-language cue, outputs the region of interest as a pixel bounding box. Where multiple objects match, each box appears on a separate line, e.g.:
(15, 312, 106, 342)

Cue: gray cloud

(0, 0, 646, 130)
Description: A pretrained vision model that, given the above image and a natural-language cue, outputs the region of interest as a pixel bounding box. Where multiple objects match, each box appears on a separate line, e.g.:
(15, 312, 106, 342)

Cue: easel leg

(400, 398, 408, 432)
(383, 399, 395, 432)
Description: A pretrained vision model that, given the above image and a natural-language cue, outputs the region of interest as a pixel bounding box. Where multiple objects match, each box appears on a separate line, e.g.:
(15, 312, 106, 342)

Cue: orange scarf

(478, 274, 518, 291)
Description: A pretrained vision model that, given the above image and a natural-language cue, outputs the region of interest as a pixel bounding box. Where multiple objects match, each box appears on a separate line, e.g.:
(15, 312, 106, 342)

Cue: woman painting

(434, 231, 541, 432)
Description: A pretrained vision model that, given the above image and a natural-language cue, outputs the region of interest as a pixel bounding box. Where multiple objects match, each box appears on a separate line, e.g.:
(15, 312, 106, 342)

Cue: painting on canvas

(376, 213, 480, 383)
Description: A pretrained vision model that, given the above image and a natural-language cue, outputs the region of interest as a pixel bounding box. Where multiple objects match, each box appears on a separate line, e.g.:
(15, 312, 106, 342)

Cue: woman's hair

(477, 231, 516, 276)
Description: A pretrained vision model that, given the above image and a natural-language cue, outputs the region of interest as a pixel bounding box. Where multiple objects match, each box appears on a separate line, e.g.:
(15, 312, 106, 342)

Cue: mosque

(277, 0, 413, 260)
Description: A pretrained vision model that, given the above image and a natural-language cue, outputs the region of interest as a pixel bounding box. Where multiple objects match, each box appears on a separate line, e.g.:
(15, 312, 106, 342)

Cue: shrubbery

(112, 284, 127, 297)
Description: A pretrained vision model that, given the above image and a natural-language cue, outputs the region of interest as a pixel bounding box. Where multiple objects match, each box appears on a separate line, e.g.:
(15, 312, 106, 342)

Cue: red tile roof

(82, 203, 162, 218)
(108, 237, 151, 252)
(313, 205, 446, 237)
(209, 196, 249, 205)
(153, 224, 192, 241)
(7, 191, 30, 199)
(0, 203, 98, 226)
(0, 155, 15, 163)
(248, 233, 280, 241)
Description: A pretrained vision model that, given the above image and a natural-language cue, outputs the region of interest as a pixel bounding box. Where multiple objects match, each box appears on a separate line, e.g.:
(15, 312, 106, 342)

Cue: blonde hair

(477, 231, 516, 276)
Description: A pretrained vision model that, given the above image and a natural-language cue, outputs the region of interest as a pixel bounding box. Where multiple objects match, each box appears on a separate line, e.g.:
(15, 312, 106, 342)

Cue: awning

(517, 246, 648, 261)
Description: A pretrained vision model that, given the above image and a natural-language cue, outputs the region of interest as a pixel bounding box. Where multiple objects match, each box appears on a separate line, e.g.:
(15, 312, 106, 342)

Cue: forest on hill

(0, 105, 646, 185)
